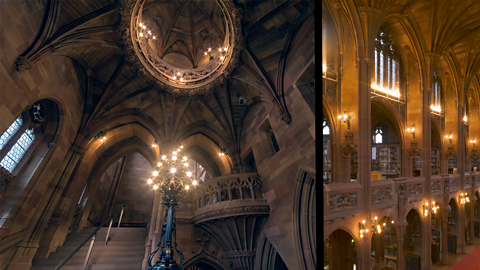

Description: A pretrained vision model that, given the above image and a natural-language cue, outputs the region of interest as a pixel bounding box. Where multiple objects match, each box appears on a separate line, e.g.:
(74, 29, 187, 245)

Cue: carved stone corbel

(340, 130, 357, 158)
(407, 140, 421, 158)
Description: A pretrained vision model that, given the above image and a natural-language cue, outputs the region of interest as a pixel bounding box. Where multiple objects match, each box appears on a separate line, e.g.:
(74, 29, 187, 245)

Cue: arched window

(374, 127, 383, 144)
(372, 30, 401, 99)
(0, 118, 23, 150)
(0, 124, 35, 173)
(431, 72, 442, 113)
(323, 118, 330, 135)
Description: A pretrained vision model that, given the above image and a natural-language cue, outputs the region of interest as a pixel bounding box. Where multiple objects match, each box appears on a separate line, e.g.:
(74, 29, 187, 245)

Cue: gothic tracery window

(0, 118, 23, 150)
(372, 30, 401, 99)
(374, 127, 383, 144)
(323, 119, 330, 135)
(431, 71, 442, 113)
(0, 129, 35, 172)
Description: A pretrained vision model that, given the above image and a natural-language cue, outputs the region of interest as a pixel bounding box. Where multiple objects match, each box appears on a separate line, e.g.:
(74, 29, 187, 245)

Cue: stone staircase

(31, 227, 147, 270)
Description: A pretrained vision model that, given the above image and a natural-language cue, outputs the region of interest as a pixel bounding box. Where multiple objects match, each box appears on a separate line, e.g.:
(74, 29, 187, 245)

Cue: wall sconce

(432, 201, 439, 214)
(407, 124, 416, 140)
(459, 192, 470, 204)
(463, 115, 468, 125)
(470, 139, 477, 148)
(445, 131, 453, 145)
(218, 147, 228, 156)
(359, 216, 386, 239)
(151, 141, 158, 148)
(423, 202, 429, 216)
(338, 110, 351, 130)
(95, 131, 107, 142)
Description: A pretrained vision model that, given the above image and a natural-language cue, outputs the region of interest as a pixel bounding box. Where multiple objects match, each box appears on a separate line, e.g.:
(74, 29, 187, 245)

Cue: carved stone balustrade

(192, 173, 269, 270)
(324, 182, 362, 221)
(371, 179, 396, 209)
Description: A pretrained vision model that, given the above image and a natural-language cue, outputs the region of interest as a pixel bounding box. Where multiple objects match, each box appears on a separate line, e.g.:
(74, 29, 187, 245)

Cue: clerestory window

(0, 129, 35, 172)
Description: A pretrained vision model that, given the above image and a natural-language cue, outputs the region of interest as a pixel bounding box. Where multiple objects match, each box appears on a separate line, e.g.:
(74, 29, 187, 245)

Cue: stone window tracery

(372, 30, 401, 100)
(431, 71, 442, 114)
(0, 118, 23, 150)
(0, 129, 35, 172)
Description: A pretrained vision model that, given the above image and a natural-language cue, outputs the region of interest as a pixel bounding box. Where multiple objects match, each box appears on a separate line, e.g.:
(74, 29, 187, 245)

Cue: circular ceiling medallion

(119, 0, 244, 96)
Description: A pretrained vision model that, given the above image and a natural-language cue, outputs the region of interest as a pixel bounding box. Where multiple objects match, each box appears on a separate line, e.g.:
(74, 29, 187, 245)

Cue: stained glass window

(388, 56, 391, 89)
(375, 47, 378, 85)
(392, 59, 396, 90)
(0, 118, 23, 150)
(380, 51, 384, 88)
(0, 129, 35, 172)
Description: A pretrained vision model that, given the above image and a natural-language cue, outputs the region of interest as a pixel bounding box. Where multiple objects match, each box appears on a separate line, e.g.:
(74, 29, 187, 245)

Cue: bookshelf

(431, 149, 439, 175)
(351, 154, 358, 181)
(371, 146, 400, 179)
(323, 140, 331, 184)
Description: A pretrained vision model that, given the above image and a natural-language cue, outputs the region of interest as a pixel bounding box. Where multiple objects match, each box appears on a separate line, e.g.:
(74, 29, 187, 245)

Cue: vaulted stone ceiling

(12, 0, 314, 174)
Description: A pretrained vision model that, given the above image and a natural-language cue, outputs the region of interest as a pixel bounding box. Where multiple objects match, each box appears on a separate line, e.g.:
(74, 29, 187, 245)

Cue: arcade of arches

(323, 0, 480, 269)
(0, 1, 315, 270)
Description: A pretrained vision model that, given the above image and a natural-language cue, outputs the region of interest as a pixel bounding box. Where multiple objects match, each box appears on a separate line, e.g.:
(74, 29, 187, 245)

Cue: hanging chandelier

(147, 145, 198, 270)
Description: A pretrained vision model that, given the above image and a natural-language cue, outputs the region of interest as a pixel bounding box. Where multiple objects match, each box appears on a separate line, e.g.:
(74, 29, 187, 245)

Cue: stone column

(396, 222, 408, 270)
(458, 200, 466, 253)
(457, 79, 467, 253)
(372, 233, 387, 270)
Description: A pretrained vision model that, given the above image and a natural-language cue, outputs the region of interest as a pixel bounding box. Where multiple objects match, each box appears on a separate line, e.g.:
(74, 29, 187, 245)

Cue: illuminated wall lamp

(359, 216, 388, 240)
(463, 115, 468, 125)
(459, 193, 470, 204)
(445, 132, 453, 145)
(338, 110, 351, 130)
(407, 124, 416, 140)
(470, 139, 477, 148)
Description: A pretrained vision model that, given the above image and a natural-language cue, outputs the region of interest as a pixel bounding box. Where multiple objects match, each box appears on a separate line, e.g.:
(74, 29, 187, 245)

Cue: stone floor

(432, 237, 480, 270)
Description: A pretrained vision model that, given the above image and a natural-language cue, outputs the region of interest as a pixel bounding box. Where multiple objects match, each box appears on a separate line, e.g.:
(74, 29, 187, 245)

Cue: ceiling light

(148, 179, 153, 184)
(153, 171, 158, 176)
(171, 168, 176, 173)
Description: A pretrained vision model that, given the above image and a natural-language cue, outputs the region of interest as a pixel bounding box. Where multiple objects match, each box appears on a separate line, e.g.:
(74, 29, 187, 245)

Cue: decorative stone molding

(431, 181, 441, 192)
(0, 165, 14, 194)
(408, 183, 422, 196)
(358, 7, 383, 18)
(119, 0, 243, 96)
(398, 183, 407, 206)
(193, 205, 270, 224)
(372, 187, 392, 203)
(226, 250, 256, 258)
(329, 193, 357, 211)
(450, 178, 459, 188)
(69, 145, 84, 155)
(13, 56, 33, 71)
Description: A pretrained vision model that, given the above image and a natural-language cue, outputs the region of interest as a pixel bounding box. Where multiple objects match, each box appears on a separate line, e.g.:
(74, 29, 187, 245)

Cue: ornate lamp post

(147, 146, 198, 270)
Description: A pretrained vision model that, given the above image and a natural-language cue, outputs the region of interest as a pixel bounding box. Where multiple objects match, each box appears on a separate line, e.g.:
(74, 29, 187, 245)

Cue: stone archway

(404, 209, 422, 269)
(324, 229, 357, 270)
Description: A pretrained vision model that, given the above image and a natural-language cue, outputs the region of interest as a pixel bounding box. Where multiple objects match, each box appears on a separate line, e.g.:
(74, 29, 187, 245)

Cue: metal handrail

(52, 204, 125, 270)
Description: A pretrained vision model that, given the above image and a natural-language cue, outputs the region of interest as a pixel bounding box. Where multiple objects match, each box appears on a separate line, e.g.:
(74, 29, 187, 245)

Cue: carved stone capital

(13, 56, 33, 71)
(281, 113, 291, 124)
(48, 143, 58, 149)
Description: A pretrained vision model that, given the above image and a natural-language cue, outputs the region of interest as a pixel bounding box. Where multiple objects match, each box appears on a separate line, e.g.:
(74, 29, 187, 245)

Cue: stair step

(31, 228, 147, 270)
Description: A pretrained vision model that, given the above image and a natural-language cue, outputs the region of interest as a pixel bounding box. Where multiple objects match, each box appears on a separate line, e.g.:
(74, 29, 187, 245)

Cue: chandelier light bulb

(173, 76, 176, 80)
(184, 163, 188, 167)
(185, 185, 189, 190)
(193, 180, 197, 185)
(103, 136, 106, 140)
(219, 48, 222, 52)
(143, 25, 146, 29)
(170, 168, 176, 173)
(180, 145, 183, 148)
(220, 56, 224, 60)
(180, 78, 183, 82)
(187, 172, 192, 177)
(183, 156, 187, 161)
(363, 220, 366, 224)
(224, 47, 228, 51)
(153, 171, 158, 176)
(366, 229, 369, 233)
(162, 155, 166, 160)
(392, 220, 394, 224)
(153, 36, 156, 40)
(158, 162, 162, 167)
(140, 33, 143, 37)
(148, 179, 153, 184)
(204, 52, 207, 55)
(172, 156, 177, 161)
(173, 151, 177, 155)
(148, 31, 151, 35)
(208, 48, 211, 52)
(153, 185, 158, 190)
(139, 23, 143, 27)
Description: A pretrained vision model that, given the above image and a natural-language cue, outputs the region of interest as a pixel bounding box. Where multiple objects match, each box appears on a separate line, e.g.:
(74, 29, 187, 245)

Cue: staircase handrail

(51, 204, 125, 270)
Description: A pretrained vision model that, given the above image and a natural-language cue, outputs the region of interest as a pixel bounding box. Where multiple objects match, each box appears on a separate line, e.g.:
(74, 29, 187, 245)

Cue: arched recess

(371, 216, 397, 269)
(323, 103, 334, 185)
(405, 209, 422, 264)
(182, 249, 229, 270)
(255, 233, 290, 270)
(431, 118, 443, 175)
(180, 133, 230, 176)
(324, 229, 358, 270)
(293, 166, 315, 270)
(447, 198, 459, 253)
(371, 98, 404, 179)
(0, 98, 62, 225)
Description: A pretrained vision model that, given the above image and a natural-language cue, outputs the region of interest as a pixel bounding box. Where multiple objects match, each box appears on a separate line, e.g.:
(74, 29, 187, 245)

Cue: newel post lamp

(147, 145, 198, 270)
